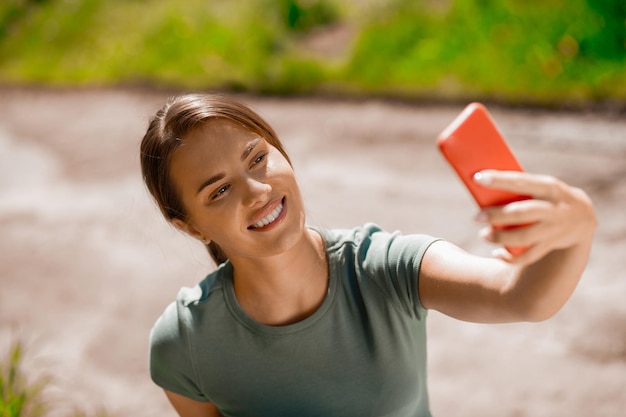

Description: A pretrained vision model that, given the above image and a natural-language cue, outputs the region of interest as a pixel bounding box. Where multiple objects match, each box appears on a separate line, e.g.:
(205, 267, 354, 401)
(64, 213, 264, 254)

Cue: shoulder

(150, 263, 231, 350)
(149, 264, 232, 398)
(319, 223, 441, 316)
(320, 223, 439, 263)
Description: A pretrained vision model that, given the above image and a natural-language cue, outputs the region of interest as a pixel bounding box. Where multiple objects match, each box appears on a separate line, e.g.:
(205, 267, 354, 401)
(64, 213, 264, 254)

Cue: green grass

(0, 0, 339, 91)
(0, 342, 46, 417)
(0, 341, 115, 417)
(343, 0, 626, 105)
(0, 0, 624, 107)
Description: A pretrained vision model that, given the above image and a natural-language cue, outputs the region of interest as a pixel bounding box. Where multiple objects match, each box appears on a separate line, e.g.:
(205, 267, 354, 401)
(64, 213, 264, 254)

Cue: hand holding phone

(437, 102, 530, 256)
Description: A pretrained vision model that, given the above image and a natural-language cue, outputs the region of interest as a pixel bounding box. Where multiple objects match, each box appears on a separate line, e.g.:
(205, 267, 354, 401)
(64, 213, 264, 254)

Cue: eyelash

(212, 185, 230, 200)
(252, 152, 267, 166)
(209, 151, 268, 201)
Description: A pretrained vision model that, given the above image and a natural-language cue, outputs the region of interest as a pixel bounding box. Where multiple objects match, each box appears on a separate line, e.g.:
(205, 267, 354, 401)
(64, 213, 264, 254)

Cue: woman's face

(169, 118, 307, 261)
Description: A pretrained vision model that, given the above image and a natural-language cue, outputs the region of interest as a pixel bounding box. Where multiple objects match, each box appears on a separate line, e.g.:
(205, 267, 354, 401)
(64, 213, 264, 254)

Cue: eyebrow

(241, 138, 261, 161)
(196, 173, 226, 195)
(195, 138, 262, 195)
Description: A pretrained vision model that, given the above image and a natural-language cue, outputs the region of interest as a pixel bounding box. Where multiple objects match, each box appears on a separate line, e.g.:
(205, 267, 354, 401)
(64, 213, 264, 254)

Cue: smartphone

(437, 102, 530, 255)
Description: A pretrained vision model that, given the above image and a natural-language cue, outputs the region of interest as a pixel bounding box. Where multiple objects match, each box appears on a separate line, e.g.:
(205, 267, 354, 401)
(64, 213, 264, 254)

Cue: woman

(141, 93, 596, 417)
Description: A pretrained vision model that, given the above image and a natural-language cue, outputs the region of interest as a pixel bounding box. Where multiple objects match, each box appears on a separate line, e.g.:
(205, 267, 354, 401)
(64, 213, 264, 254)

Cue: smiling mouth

(249, 198, 285, 229)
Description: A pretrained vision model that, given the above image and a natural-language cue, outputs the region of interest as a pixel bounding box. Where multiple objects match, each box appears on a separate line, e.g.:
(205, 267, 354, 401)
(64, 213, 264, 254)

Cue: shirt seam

(182, 306, 210, 401)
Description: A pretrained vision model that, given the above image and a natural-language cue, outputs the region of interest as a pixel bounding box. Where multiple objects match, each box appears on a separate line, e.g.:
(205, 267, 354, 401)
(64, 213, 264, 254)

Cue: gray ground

(1, 87, 625, 416)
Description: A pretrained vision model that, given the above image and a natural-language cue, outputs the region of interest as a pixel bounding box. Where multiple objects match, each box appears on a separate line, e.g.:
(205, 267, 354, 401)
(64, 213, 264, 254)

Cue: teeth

(252, 203, 283, 229)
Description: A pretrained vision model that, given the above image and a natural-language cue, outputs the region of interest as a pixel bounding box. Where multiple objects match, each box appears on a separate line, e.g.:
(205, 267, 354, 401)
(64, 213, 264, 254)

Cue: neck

(229, 228, 328, 325)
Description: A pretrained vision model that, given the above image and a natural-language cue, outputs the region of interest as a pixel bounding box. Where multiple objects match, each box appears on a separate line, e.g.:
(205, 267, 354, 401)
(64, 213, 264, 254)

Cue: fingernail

(473, 171, 492, 185)
(492, 248, 512, 261)
(479, 227, 493, 241)
(474, 211, 488, 222)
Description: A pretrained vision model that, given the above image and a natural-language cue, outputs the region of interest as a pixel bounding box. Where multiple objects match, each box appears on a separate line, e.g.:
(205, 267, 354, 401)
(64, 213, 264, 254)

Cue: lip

(247, 197, 287, 231)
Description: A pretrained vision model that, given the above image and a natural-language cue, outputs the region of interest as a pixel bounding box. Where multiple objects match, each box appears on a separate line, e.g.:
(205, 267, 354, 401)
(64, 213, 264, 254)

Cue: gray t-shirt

(150, 223, 439, 417)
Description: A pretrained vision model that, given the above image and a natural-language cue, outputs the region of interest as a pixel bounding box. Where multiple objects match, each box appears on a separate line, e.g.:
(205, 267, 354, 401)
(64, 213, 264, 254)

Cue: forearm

(421, 171, 596, 324)
(420, 235, 593, 324)
(507, 239, 593, 321)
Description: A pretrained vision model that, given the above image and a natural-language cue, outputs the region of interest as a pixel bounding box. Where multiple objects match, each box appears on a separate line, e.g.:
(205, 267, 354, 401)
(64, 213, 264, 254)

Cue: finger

(500, 241, 552, 265)
(492, 247, 514, 262)
(481, 222, 547, 247)
(477, 199, 553, 226)
(474, 170, 563, 202)
(491, 246, 531, 262)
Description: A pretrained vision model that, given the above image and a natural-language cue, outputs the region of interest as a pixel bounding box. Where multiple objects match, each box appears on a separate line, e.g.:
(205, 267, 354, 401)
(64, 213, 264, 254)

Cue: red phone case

(437, 102, 529, 256)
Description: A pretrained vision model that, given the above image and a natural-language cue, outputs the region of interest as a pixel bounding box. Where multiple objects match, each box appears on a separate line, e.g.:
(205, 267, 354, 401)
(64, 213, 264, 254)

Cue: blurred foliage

(0, 0, 337, 92)
(344, 0, 626, 105)
(0, 0, 624, 106)
(281, 0, 339, 32)
(0, 342, 46, 417)
(0, 340, 116, 417)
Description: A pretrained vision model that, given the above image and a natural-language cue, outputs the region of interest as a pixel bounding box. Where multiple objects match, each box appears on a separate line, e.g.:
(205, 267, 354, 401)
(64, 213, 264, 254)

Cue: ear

(171, 218, 211, 244)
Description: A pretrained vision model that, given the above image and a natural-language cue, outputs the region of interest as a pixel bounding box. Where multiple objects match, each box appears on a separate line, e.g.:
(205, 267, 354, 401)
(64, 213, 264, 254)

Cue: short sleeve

(149, 301, 209, 402)
(357, 223, 440, 317)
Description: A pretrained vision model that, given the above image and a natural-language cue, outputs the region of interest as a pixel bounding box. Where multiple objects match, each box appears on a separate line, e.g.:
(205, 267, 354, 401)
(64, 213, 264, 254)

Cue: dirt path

(1, 87, 625, 416)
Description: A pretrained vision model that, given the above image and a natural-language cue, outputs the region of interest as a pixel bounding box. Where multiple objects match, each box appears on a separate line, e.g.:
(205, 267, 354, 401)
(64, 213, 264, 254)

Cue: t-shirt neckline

(223, 228, 338, 335)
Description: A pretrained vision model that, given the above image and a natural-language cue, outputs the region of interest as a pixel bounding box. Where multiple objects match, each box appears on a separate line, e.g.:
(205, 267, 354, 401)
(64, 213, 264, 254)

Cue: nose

(242, 177, 272, 207)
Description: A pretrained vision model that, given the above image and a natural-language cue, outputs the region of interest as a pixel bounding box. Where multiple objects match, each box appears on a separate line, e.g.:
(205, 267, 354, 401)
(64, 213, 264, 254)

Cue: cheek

(193, 209, 235, 239)
(271, 162, 302, 200)
(271, 164, 299, 192)
(267, 152, 295, 178)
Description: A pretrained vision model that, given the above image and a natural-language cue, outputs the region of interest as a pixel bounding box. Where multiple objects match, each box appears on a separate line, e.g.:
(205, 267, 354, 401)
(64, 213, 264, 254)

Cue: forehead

(184, 118, 258, 144)
(174, 118, 263, 159)
(169, 118, 264, 190)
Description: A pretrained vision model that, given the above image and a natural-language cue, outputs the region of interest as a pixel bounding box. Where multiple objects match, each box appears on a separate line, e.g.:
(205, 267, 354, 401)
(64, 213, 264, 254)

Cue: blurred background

(1, 1, 625, 416)
(1, 0, 625, 107)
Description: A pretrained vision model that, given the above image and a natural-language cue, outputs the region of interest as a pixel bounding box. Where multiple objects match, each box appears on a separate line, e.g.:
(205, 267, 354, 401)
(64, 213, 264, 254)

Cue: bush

(0, 0, 624, 106)
(343, 0, 626, 105)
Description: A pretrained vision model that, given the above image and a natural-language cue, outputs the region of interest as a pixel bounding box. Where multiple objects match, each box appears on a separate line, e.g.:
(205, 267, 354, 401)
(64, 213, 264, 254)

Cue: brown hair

(140, 93, 291, 265)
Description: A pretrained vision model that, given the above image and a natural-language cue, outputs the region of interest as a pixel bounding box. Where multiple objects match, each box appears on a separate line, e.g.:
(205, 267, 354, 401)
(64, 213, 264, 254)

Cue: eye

(251, 152, 267, 166)
(211, 184, 230, 200)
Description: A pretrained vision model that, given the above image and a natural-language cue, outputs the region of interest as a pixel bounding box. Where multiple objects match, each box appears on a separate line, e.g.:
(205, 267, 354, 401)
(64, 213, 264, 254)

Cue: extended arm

(419, 170, 596, 323)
